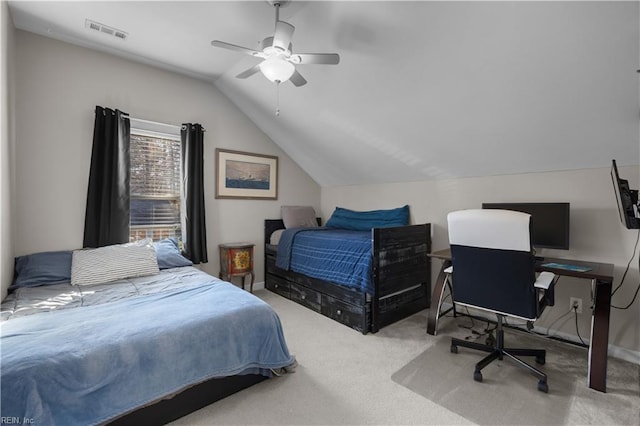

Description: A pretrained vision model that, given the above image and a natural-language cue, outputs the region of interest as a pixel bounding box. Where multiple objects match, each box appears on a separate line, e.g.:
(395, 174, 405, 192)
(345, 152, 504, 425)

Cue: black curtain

(83, 106, 131, 248)
(181, 123, 208, 264)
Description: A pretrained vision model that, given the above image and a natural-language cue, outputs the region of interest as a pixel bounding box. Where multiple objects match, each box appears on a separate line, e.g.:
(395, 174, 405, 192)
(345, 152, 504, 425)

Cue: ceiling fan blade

(211, 40, 259, 56)
(236, 64, 262, 79)
(294, 53, 340, 65)
(272, 21, 295, 51)
(289, 70, 307, 87)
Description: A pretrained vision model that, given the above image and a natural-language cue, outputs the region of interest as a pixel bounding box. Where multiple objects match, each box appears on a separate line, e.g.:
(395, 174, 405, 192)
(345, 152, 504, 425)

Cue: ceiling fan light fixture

(259, 57, 295, 83)
(211, 0, 337, 88)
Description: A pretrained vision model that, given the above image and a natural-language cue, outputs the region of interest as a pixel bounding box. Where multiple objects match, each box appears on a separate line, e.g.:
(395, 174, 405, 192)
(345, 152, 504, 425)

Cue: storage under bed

(264, 219, 431, 333)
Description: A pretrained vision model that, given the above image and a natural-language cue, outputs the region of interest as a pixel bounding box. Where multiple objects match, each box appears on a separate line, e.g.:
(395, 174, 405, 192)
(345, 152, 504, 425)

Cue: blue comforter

(1, 267, 294, 425)
(276, 228, 373, 293)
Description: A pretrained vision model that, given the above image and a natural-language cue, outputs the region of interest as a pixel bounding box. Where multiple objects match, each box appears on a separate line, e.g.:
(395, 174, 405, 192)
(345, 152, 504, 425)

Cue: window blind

(130, 133, 182, 241)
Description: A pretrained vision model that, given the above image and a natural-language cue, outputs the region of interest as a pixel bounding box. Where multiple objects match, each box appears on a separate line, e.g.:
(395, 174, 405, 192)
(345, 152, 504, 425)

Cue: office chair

(446, 209, 556, 393)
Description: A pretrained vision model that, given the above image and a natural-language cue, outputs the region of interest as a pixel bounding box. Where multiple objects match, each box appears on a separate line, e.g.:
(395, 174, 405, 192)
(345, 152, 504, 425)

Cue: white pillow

(71, 240, 160, 286)
(281, 205, 318, 229)
(270, 229, 285, 245)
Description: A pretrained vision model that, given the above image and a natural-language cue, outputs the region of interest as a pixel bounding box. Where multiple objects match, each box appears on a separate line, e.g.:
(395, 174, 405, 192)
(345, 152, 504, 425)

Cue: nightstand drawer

(219, 243, 254, 275)
(219, 242, 255, 292)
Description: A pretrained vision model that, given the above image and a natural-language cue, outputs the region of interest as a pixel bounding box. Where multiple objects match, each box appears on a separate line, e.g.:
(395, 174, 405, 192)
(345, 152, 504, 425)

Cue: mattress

(276, 228, 373, 293)
(1, 266, 294, 425)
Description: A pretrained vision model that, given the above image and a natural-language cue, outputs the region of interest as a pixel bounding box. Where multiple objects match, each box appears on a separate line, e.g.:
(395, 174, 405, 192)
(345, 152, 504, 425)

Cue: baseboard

(439, 302, 640, 365)
(531, 325, 640, 365)
(253, 280, 265, 291)
(608, 345, 640, 365)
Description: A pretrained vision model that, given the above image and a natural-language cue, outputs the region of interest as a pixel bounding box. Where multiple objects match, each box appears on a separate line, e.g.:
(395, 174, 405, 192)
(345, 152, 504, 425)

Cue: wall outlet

(570, 297, 583, 314)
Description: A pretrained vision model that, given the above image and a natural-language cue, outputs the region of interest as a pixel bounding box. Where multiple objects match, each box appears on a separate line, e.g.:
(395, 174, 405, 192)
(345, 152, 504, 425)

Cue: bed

(264, 206, 431, 334)
(1, 239, 295, 425)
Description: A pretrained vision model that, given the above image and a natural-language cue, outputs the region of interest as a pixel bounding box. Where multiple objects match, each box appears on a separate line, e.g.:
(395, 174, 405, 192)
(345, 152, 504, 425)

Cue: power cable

(612, 229, 640, 310)
(573, 306, 585, 345)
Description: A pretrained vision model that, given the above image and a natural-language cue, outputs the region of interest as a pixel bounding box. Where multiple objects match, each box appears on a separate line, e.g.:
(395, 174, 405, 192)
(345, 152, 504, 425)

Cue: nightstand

(219, 243, 255, 292)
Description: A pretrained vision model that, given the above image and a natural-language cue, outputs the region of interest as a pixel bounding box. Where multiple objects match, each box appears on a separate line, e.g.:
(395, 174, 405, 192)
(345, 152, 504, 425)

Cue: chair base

(450, 316, 549, 393)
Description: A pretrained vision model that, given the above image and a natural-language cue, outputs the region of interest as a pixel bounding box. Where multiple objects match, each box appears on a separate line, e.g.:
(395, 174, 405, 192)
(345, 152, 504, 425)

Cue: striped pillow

(71, 240, 160, 286)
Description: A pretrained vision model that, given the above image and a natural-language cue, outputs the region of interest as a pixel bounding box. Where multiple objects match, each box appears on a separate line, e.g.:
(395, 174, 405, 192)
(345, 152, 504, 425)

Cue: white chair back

(447, 209, 537, 320)
(447, 209, 531, 252)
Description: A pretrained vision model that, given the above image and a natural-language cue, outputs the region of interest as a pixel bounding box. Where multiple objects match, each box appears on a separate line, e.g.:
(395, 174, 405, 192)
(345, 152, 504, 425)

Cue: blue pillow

(325, 205, 410, 231)
(154, 238, 193, 269)
(11, 250, 73, 290)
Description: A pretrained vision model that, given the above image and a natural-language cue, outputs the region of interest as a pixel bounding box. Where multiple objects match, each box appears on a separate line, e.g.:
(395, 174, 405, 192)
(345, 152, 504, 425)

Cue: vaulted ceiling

(8, 1, 640, 187)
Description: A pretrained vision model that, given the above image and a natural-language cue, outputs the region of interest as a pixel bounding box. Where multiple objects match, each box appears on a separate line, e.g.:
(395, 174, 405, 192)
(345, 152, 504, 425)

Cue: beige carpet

(171, 290, 640, 425)
(392, 332, 578, 425)
(392, 322, 640, 425)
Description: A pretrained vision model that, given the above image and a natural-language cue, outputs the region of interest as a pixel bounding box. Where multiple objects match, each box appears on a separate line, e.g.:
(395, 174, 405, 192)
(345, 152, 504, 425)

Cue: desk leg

(427, 260, 452, 336)
(588, 278, 611, 392)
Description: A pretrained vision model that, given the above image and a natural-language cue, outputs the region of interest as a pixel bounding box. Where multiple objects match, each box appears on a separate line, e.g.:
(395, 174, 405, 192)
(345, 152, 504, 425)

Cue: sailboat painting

(225, 160, 270, 190)
(215, 149, 278, 199)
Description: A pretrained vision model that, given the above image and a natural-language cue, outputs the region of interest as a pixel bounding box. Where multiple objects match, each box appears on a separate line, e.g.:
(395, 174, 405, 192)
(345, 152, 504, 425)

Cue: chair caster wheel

(535, 356, 545, 365)
(538, 380, 548, 393)
(473, 370, 483, 382)
(450, 345, 458, 354)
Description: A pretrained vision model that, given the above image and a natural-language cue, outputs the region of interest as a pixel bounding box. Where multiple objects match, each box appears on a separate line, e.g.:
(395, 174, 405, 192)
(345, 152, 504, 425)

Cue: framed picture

(215, 148, 278, 199)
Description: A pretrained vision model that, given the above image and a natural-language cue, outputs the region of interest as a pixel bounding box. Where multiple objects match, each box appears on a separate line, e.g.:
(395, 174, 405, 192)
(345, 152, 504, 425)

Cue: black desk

(426, 248, 614, 393)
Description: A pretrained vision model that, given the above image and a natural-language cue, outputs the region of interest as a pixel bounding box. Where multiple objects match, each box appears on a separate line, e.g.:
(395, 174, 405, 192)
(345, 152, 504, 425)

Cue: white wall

(0, 1, 15, 300)
(11, 31, 320, 288)
(321, 166, 640, 360)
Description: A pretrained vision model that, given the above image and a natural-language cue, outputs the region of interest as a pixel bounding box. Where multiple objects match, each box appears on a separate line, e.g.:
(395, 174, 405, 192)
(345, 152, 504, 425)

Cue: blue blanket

(276, 228, 373, 293)
(1, 268, 294, 425)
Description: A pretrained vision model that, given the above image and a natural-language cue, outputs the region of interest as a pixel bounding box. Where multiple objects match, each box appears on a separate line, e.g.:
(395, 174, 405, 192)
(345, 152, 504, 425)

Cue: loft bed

(264, 214, 431, 334)
(1, 240, 294, 425)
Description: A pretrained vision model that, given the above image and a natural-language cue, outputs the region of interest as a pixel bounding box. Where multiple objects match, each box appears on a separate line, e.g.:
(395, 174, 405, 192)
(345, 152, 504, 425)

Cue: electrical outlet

(570, 297, 583, 314)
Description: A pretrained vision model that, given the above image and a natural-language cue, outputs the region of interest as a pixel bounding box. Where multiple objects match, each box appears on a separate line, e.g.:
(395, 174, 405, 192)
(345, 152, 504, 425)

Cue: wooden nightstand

(219, 243, 255, 292)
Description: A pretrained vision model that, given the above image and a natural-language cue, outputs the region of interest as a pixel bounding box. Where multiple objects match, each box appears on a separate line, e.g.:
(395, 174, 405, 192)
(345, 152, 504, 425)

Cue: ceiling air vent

(85, 19, 128, 41)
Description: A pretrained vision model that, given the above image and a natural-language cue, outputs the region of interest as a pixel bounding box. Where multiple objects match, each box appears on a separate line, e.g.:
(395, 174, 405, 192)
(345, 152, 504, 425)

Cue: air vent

(85, 19, 128, 41)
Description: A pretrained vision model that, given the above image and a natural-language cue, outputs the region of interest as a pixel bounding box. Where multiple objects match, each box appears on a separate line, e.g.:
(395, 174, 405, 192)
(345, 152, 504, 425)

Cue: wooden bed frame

(264, 219, 431, 334)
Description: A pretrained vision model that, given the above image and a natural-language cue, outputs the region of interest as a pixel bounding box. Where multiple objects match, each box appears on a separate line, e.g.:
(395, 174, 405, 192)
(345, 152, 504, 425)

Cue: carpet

(391, 328, 636, 425)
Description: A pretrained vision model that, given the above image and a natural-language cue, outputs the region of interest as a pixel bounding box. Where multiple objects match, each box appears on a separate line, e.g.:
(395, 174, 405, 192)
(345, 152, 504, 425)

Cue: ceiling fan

(211, 1, 340, 87)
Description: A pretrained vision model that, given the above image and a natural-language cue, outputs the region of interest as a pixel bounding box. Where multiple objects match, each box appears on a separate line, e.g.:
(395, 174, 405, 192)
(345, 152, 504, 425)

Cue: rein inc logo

(1, 418, 34, 425)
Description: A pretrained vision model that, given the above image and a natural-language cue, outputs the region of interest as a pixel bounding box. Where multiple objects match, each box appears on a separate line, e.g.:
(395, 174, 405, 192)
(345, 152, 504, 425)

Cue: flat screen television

(611, 159, 640, 229)
(482, 202, 570, 250)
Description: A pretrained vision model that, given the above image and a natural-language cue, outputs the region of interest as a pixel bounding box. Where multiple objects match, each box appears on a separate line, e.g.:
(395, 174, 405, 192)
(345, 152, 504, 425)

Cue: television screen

(611, 159, 640, 229)
(482, 202, 570, 250)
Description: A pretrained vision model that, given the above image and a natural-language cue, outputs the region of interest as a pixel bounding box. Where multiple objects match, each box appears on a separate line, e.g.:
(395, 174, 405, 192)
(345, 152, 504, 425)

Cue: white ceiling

(8, 1, 640, 187)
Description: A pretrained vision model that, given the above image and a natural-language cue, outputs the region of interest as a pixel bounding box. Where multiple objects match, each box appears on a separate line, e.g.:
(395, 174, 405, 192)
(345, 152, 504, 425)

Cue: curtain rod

(127, 116, 206, 132)
(98, 108, 206, 132)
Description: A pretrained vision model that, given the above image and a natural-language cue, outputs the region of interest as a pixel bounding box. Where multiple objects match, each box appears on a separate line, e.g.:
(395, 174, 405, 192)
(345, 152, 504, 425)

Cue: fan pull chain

(275, 82, 281, 117)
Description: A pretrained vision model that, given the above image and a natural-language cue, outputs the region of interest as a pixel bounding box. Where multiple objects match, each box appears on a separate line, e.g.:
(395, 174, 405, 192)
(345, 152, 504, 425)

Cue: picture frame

(215, 148, 278, 200)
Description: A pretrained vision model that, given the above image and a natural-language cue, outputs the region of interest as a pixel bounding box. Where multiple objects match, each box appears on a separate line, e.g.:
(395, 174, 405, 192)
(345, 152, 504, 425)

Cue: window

(129, 127, 182, 242)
